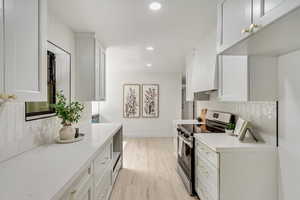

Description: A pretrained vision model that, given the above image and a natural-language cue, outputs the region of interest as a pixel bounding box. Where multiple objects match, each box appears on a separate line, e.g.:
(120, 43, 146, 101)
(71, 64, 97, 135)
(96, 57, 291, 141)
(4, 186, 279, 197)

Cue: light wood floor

(110, 138, 197, 200)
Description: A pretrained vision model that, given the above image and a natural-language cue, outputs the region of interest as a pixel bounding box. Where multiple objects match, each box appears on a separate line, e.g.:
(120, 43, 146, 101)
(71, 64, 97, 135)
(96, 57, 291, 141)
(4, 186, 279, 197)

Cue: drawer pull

(71, 190, 77, 194)
(249, 23, 260, 32)
(70, 190, 77, 200)
(241, 28, 251, 34)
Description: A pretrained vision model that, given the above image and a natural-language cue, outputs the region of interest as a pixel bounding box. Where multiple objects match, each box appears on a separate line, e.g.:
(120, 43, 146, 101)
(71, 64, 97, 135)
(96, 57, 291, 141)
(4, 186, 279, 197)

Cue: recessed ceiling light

(146, 63, 152, 67)
(149, 2, 162, 11)
(146, 46, 155, 51)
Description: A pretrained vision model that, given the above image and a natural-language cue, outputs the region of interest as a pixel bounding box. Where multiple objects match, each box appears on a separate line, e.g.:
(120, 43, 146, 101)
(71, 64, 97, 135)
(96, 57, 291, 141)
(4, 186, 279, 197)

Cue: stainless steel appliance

(176, 110, 234, 195)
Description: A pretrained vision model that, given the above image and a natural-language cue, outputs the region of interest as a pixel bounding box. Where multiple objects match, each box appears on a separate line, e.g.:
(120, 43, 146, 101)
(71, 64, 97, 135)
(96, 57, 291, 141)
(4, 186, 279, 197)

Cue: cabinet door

(4, 0, 47, 102)
(219, 56, 249, 101)
(94, 44, 105, 101)
(74, 180, 93, 200)
(99, 49, 106, 101)
(218, 0, 252, 50)
(0, 0, 3, 93)
(95, 43, 100, 101)
(185, 53, 194, 102)
(253, 0, 300, 29)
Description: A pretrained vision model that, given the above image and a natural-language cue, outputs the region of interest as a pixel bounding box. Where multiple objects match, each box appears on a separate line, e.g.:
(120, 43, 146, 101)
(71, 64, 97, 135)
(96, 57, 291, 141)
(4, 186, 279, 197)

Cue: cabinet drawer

(197, 181, 216, 200)
(74, 178, 93, 200)
(95, 169, 112, 200)
(60, 164, 93, 200)
(71, 164, 93, 192)
(196, 140, 219, 168)
(94, 140, 112, 181)
(196, 155, 218, 200)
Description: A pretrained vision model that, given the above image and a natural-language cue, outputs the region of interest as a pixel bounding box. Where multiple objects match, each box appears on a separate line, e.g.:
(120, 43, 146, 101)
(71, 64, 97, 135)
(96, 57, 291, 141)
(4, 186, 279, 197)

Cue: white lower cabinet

(94, 139, 113, 200)
(59, 136, 122, 200)
(60, 164, 93, 200)
(195, 139, 219, 200)
(195, 138, 277, 200)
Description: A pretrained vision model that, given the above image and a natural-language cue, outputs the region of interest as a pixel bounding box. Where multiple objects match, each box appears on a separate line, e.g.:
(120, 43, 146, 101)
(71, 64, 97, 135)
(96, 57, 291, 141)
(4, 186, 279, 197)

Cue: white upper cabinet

(0, 0, 4, 94)
(218, 0, 252, 50)
(3, 0, 47, 102)
(95, 41, 106, 101)
(253, 0, 300, 28)
(185, 53, 194, 102)
(75, 33, 106, 101)
(219, 56, 249, 101)
(185, 41, 218, 101)
(219, 55, 278, 101)
(99, 48, 106, 101)
(192, 33, 218, 93)
(217, 0, 300, 54)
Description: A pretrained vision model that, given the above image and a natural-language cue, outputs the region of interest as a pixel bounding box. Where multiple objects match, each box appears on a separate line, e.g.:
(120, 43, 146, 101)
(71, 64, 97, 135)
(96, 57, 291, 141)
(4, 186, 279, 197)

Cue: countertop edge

(194, 134, 277, 153)
(51, 123, 122, 200)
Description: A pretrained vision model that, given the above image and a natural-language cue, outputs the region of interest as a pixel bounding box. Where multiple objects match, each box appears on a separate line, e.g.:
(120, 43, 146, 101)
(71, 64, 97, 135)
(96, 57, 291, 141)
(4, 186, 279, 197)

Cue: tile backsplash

(0, 102, 92, 163)
(196, 100, 277, 145)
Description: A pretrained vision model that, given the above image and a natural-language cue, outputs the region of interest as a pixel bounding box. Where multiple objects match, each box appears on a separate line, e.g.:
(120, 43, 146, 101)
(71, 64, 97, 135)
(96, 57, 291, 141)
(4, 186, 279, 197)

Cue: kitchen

(0, 0, 300, 200)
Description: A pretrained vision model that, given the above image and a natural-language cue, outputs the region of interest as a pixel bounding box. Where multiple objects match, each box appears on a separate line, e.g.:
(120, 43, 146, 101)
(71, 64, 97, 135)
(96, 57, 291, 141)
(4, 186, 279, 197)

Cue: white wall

(100, 69, 181, 138)
(278, 49, 300, 200)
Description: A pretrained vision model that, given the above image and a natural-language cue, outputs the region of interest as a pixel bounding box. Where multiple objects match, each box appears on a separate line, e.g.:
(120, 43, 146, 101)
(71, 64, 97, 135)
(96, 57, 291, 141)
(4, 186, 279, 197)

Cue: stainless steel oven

(177, 110, 234, 196)
(177, 125, 195, 195)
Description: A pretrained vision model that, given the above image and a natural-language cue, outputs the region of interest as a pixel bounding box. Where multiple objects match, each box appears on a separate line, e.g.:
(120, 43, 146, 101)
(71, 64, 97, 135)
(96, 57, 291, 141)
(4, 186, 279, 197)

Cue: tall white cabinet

(75, 33, 106, 101)
(1, 0, 47, 102)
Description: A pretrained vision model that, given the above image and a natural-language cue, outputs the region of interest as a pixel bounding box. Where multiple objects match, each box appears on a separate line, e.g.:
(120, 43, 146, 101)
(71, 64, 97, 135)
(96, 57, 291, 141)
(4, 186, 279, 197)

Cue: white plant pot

(59, 125, 75, 140)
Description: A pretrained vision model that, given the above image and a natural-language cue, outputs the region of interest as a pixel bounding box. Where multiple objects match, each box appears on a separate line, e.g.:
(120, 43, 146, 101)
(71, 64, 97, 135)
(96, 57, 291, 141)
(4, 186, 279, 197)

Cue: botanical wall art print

(123, 84, 140, 118)
(142, 84, 159, 118)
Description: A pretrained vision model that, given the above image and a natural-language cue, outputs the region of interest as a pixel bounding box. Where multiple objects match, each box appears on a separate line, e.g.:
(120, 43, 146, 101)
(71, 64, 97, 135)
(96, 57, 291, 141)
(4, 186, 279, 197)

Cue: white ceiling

(48, 0, 217, 72)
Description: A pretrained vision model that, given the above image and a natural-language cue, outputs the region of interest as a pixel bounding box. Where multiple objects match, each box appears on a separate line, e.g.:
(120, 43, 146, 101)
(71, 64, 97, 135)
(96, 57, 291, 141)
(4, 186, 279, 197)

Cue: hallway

(110, 138, 196, 200)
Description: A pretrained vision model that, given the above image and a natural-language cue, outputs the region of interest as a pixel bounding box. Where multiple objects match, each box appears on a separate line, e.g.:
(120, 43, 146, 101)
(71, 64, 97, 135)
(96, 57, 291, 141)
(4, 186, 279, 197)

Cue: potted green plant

(225, 122, 236, 136)
(51, 91, 85, 140)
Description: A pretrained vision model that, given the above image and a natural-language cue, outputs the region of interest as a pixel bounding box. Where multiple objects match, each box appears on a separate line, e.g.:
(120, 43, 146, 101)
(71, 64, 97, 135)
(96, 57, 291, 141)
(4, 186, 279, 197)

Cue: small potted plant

(225, 123, 235, 136)
(51, 91, 85, 140)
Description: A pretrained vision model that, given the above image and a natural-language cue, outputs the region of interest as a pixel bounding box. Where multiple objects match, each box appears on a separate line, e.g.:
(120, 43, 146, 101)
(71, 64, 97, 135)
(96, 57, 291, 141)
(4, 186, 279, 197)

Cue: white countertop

(194, 133, 276, 152)
(173, 119, 202, 125)
(0, 123, 122, 200)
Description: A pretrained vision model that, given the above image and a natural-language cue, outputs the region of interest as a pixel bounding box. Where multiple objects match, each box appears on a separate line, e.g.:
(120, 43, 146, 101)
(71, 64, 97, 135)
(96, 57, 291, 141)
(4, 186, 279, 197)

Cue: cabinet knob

(241, 28, 251, 34)
(0, 94, 17, 105)
(249, 24, 260, 32)
(0, 93, 17, 100)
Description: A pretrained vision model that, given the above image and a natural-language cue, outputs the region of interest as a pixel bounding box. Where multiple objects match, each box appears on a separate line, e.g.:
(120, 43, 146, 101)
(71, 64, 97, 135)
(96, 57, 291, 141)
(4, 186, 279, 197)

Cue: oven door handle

(179, 135, 193, 148)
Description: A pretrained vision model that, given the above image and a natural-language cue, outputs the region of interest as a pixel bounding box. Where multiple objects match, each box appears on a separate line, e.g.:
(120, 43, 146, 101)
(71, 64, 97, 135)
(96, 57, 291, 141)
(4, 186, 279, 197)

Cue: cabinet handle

(241, 28, 251, 34)
(0, 94, 17, 106)
(0, 94, 17, 100)
(249, 23, 260, 32)
(71, 190, 77, 194)
(70, 190, 77, 200)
